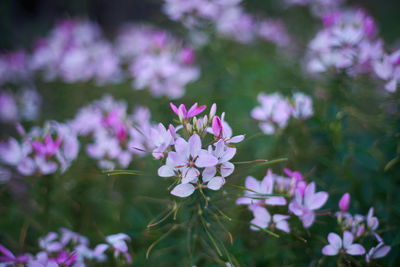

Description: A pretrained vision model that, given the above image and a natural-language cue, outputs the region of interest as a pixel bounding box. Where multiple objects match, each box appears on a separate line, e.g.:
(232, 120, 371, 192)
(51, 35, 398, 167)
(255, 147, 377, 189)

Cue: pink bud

(356, 224, 365, 237)
(212, 116, 223, 138)
(339, 193, 350, 212)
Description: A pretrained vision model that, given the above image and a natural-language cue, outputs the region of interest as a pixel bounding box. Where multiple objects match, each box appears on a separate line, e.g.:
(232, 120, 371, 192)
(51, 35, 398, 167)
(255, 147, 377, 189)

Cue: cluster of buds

(0, 228, 132, 266)
(0, 121, 79, 176)
(321, 193, 391, 262)
(237, 168, 328, 233)
(154, 102, 244, 197)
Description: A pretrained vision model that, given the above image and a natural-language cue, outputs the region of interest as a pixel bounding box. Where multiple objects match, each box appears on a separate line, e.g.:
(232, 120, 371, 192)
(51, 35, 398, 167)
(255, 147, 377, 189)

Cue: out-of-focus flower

(0, 121, 79, 176)
(0, 244, 30, 264)
(251, 92, 312, 135)
(0, 89, 41, 123)
(71, 95, 153, 169)
(31, 19, 122, 85)
(322, 231, 365, 256)
(250, 206, 290, 233)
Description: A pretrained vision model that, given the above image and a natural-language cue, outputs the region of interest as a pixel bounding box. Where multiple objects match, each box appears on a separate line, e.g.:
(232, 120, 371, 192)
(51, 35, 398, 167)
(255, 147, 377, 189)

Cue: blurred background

(0, 0, 399, 266)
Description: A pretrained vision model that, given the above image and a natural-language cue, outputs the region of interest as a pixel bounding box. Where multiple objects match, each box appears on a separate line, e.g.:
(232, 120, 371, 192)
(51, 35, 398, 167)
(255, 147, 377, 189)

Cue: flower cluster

(237, 168, 328, 233)
(306, 9, 381, 76)
(322, 193, 391, 263)
(0, 228, 132, 266)
(304, 7, 400, 92)
(156, 103, 244, 197)
(0, 121, 79, 176)
(0, 88, 41, 123)
(70, 95, 153, 170)
(115, 24, 200, 99)
(284, 0, 345, 18)
(162, 0, 291, 46)
(251, 92, 313, 135)
(31, 19, 122, 85)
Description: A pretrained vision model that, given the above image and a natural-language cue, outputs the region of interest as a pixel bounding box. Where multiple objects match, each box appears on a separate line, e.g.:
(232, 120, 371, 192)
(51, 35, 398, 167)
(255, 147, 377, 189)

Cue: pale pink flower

(322, 231, 365, 256)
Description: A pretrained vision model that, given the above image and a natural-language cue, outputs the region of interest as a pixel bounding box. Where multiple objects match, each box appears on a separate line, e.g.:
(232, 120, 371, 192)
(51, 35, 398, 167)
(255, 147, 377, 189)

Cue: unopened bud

(196, 119, 202, 132)
(178, 109, 185, 123)
(203, 115, 208, 128)
(209, 103, 217, 120)
(192, 116, 197, 127)
(186, 123, 192, 134)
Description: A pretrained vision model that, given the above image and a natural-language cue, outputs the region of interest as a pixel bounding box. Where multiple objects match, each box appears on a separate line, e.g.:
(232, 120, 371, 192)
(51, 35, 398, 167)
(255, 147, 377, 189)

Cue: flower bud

(196, 119, 202, 132)
(178, 109, 185, 123)
(186, 123, 192, 134)
(356, 224, 365, 237)
(202, 115, 208, 128)
(339, 193, 350, 212)
(192, 116, 197, 127)
(212, 116, 222, 138)
(209, 103, 217, 120)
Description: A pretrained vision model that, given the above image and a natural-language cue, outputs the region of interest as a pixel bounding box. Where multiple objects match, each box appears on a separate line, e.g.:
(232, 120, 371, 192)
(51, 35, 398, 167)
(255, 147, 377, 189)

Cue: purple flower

(0, 244, 30, 264)
(250, 207, 290, 233)
(39, 232, 63, 253)
(289, 182, 328, 228)
(0, 92, 18, 122)
(366, 207, 379, 231)
(106, 233, 132, 263)
(366, 234, 391, 262)
(322, 231, 366, 256)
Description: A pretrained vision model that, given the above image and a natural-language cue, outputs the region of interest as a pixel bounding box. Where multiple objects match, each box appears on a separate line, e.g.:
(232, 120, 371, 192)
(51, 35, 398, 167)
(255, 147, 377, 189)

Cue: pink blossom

(170, 102, 206, 121)
(158, 134, 218, 183)
(322, 231, 365, 256)
(289, 182, 328, 228)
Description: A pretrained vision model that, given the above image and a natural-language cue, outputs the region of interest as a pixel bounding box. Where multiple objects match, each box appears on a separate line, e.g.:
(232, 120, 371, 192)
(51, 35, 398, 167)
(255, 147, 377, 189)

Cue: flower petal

(196, 153, 218, 168)
(346, 244, 366, 255)
(188, 134, 201, 157)
(343, 231, 354, 249)
(171, 183, 196, 198)
(207, 177, 225, 190)
(322, 245, 340, 256)
(308, 192, 328, 210)
(158, 165, 175, 177)
(327, 232, 342, 250)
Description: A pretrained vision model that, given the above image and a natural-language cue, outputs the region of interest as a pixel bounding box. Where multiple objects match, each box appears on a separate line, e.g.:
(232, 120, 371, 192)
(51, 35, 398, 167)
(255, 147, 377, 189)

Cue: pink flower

(158, 134, 218, 183)
(211, 115, 245, 143)
(339, 193, 350, 212)
(289, 182, 328, 228)
(322, 231, 365, 256)
(170, 102, 206, 121)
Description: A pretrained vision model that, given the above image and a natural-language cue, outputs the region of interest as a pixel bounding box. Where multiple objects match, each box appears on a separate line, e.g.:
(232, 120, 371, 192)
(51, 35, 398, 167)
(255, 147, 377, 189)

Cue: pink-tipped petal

(170, 103, 179, 115)
(212, 116, 222, 137)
